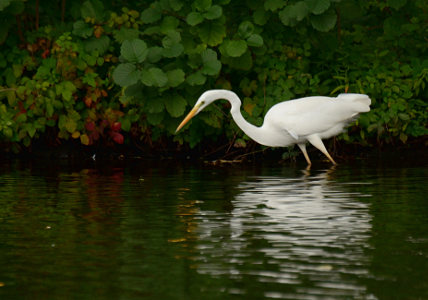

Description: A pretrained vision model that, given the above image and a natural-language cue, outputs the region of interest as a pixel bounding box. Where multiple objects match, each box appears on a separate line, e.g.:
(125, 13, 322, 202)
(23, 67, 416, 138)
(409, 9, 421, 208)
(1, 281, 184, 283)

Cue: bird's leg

(297, 143, 312, 166)
(307, 135, 337, 165)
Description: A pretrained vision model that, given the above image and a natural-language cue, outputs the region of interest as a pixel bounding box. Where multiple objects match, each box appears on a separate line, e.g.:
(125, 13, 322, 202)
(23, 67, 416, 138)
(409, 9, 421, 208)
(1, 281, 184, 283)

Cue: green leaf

(163, 31, 181, 45)
(46, 103, 54, 117)
(58, 81, 77, 101)
(194, 0, 212, 11)
(383, 16, 404, 38)
(279, 1, 309, 26)
(121, 39, 148, 63)
(72, 20, 93, 38)
(305, 0, 330, 15)
(85, 36, 110, 55)
(169, 0, 183, 11)
(82, 72, 98, 88)
(143, 26, 161, 35)
(186, 12, 204, 26)
(162, 32, 184, 58)
(68, 110, 81, 121)
(398, 113, 410, 121)
(0, 0, 13, 11)
(147, 112, 164, 125)
(97, 57, 104, 66)
(222, 50, 253, 70)
(124, 83, 143, 98)
(150, 68, 168, 87)
(165, 94, 187, 117)
(6, 90, 16, 105)
(279, 6, 297, 26)
(113, 27, 140, 43)
(141, 3, 162, 23)
(163, 44, 184, 58)
(1, 0, 24, 14)
(83, 54, 97, 66)
(186, 71, 206, 86)
(238, 21, 254, 39)
(310, 10, 337, 31)
(399, 132, 407, 143)
(264, 0, 286, 11)
(3, 127, 13, 138)
(80, 134, 90, 145)
(253, 9, 268, 25)
(146, 98, 164, 113)
(16, 113, 27, 123)
(120, 117, 132, 132)
(12, 64, 23, 78)
(225, 40, 247, 57)
(147, 46, 163, 63)
(201, 49, 221, 75)
(247, 34, 263, 47)
(141, 68, 168, 87)
(234, 138, 247, 148)
(81, 0, 104, 21)
(203, 5, 222, 20)
(387, 0, 407, 10)
(160, 16, 180, 34)
(166, 69, 185, 87)
(27, 125, 36, 138)
(65, 118, 77, 133)
(113, 63, 140, 87)
(198, 21, 226, 46)
(187, 53, 202, 69)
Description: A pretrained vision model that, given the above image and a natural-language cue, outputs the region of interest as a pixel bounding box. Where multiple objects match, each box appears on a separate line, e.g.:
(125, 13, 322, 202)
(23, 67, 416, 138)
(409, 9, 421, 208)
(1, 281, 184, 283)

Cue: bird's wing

(280, 112, 335, 139)
(265, 96, 359, 139)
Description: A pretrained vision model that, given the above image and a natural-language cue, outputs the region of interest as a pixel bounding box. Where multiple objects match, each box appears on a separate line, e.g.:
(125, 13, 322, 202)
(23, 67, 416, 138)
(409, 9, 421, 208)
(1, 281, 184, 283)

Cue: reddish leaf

(112, 132, 124, 144)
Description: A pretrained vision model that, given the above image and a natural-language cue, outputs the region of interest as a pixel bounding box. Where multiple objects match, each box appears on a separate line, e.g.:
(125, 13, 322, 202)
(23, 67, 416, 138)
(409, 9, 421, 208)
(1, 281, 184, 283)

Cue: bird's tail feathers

(338, 93, 371, 112)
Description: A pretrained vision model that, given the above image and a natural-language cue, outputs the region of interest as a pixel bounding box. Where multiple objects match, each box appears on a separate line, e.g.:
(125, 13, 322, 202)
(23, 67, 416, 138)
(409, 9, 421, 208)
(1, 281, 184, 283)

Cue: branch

(15, 15, 25, 43)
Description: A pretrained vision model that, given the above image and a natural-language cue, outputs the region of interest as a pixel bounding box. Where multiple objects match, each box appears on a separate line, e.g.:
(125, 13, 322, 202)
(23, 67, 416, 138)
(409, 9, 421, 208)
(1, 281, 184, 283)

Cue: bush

(0, 0, 426, 154)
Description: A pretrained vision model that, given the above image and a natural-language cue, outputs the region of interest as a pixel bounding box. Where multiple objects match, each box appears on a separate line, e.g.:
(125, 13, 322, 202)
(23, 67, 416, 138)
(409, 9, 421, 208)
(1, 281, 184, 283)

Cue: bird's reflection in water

(195, 167, 373, 298)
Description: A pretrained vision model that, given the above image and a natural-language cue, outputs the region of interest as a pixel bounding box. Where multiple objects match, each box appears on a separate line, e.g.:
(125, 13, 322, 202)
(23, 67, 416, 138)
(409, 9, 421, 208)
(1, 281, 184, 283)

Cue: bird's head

(175, 90, 219, 133)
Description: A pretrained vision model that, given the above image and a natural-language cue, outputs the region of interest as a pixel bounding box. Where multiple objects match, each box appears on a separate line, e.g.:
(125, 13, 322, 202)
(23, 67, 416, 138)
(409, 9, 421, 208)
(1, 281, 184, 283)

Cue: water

(0, 154, 427, 299)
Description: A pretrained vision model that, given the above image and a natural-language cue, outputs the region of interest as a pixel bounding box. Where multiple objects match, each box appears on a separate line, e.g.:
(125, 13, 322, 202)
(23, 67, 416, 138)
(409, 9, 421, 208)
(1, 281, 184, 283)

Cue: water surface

(0, 155, 427, 299)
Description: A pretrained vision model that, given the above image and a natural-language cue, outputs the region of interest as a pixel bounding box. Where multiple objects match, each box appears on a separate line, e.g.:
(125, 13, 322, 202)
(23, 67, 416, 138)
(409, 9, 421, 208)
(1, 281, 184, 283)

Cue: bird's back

(263, 94, 371, 142)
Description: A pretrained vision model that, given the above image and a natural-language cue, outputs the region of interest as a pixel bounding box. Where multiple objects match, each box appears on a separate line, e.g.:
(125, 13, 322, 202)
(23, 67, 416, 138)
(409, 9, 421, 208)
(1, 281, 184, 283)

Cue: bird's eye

(201, 101, 205, 105)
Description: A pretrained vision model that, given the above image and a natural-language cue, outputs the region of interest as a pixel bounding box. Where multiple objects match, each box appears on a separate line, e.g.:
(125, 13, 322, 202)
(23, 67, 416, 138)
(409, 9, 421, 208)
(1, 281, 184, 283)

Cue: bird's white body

(176, 89, 371, 165)
(254, 94, 371, 147)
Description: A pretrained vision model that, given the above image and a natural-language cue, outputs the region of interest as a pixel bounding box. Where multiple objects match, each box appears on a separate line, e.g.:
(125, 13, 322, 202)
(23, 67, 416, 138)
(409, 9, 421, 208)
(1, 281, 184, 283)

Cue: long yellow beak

(175, 104, 201, 133)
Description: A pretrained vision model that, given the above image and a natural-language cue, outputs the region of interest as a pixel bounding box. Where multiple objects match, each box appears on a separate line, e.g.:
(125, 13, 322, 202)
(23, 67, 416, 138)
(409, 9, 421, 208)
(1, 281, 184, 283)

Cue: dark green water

(0, 154, 427, 299)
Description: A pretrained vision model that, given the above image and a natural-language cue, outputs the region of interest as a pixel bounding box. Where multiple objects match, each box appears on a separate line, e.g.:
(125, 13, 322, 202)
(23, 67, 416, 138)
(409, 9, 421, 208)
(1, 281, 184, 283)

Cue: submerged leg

(297, 143, 311, 165)
(307, 135, 337, 165)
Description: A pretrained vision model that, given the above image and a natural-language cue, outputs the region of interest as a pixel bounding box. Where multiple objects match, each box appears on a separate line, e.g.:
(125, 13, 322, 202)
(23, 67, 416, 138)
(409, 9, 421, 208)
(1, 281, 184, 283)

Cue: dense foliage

(0, 0, 427, 155)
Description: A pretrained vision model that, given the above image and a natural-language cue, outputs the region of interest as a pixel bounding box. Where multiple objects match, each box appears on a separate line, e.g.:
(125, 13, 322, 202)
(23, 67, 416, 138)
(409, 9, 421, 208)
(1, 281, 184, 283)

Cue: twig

(15, 15, 25, 43)
(234, 147, 269, 160)
(0, 88, 17, 92)
(225, 132, 238, 154)
(201, 142, 229, 158)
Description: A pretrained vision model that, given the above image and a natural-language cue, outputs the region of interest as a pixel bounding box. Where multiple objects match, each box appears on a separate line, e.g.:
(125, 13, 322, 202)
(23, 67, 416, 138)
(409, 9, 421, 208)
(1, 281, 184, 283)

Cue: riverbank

(1, 136, 426, 167)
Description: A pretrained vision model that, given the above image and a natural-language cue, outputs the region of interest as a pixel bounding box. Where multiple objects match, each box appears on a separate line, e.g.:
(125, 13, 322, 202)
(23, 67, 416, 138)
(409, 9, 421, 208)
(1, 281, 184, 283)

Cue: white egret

(176, 90, 371, 165)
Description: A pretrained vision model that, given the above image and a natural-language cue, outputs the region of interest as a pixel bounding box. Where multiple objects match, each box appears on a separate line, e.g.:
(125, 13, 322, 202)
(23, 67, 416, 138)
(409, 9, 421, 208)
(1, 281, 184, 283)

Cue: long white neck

(212, 90, 266, 144)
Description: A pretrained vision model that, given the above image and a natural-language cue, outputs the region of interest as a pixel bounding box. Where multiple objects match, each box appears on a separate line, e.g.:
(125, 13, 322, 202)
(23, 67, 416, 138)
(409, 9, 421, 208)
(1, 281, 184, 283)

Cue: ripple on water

(194, 170, 373, 298)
